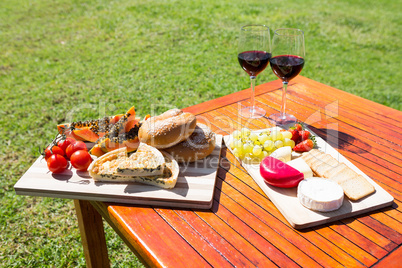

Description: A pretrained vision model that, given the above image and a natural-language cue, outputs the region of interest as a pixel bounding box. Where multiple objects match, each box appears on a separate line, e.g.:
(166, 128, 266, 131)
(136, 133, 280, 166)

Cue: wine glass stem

(281, 81, 288, 119)
(250, 76, 256, 110)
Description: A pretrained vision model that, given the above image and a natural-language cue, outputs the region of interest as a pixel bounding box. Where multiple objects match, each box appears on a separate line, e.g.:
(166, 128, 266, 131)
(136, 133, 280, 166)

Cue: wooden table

(74, 76, 402, 267)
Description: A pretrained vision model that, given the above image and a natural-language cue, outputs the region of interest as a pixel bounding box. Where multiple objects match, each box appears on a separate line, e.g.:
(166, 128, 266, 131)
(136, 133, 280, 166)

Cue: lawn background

(1, 0, 401, 266)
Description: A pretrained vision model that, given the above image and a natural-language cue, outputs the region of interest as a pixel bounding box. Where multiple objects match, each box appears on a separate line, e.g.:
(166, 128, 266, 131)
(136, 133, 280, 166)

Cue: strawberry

(293, 139, 314, 152)
(294, 123, 303, 131)
(299, 130, 311, 142)
(288, 128, 300, 144)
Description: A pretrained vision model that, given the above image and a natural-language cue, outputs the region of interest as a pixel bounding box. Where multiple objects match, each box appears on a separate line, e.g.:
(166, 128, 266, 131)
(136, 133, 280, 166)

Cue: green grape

(270, 131, 283, 141)
(241, 128, 251, 137)
(229, 140, 235, 149)
(260, 150, 269, 160)
(284, 138, 295, 148)
(258, 134, 269, 144)
(235, 140, 243, 150)
(232, 130, 241, 140)
(274, 140, 284, 148)
(282, 131, 292, 139)
(249, 132, 258, 142)
(252, 145, 262, 156)
(263, 140, 274, 151)
(243, 142, 253, 154)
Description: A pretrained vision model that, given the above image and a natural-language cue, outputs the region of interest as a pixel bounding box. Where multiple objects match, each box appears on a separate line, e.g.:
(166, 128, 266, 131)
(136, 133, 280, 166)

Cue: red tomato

(47, 154, 68, 173)
(70, 150, 92, 171)
(66, 141, 87, 159)
(57, 138, 76, 152)
(44, 145, 65, 161)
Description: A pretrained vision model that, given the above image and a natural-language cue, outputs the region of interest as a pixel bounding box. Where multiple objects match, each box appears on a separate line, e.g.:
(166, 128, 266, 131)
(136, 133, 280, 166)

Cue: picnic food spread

(44, 106, 216, 190)
(228, 125, 376, 213)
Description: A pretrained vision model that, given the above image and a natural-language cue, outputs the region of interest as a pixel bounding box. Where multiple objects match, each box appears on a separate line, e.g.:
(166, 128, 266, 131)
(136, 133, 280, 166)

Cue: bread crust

(139, 109, 197, 149)
(164, 123, 216, 163)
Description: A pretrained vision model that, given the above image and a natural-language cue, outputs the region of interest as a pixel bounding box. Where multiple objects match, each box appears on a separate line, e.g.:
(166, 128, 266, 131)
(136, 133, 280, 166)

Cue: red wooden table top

(91, 76, 402, 267)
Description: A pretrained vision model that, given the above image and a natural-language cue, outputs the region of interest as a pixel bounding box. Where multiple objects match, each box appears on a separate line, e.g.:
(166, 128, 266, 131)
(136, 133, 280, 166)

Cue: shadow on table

(208, 147, 231, 212)
(307, 125, 372, 154)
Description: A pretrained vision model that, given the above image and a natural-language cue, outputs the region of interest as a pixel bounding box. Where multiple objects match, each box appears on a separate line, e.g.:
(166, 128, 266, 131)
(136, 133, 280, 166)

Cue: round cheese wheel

(260, 156, 304, 188)
(297, 177, 344, 212)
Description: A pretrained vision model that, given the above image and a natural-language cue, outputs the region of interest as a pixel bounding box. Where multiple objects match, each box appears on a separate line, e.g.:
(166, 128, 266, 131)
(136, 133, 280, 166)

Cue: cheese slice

(287, 158, 313, 179)
(297, 177, 344, 212)
(116, 143, 166, 176)
(270, 146, 292, 163)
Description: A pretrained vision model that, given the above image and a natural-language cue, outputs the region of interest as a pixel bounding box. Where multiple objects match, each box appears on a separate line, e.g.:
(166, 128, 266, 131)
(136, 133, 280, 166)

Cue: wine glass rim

(274, 28, 304, 36)
(241, 24, 270, 31)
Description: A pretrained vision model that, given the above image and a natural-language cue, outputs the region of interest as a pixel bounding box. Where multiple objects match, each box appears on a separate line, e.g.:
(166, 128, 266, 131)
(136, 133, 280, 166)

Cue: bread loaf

(164, 123, 216, 163)
(139, 109, 197, 149)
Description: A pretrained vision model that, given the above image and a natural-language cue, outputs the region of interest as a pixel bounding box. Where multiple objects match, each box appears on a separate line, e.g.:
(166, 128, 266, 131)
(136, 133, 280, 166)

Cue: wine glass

(238, 25, 271, 118)
(268, 28, 305, 125)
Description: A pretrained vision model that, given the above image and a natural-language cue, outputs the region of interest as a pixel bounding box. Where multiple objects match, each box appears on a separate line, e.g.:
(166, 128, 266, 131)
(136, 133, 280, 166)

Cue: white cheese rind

(287, 158, 313, 179)
(297, 177, 344, 212)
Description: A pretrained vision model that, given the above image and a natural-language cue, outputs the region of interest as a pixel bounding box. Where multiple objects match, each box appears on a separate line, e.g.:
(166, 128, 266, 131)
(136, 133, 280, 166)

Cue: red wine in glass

(238, 51, 272, 77)
(270, 55, 304, 82)
(267, 28, 305, 126)
(237, 25, 271, 119)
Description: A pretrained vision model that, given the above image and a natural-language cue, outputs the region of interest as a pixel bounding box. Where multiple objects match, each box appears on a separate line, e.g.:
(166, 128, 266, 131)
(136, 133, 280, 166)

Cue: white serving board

(14, 135, 223, 209)
(223, 128, 394, 229)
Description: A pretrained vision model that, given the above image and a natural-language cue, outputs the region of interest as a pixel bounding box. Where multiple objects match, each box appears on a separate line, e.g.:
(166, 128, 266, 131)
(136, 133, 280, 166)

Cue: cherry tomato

(70, 150, 92, 171)
(57, 138, 76, 153)
(47, 154, 68, 173)
(66, 141, 87, 159)
(44, 145, 65, 161)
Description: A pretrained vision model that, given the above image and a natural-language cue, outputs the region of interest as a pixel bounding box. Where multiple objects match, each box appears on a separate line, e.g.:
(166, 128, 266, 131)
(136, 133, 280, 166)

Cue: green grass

(1, 0, 401, 266)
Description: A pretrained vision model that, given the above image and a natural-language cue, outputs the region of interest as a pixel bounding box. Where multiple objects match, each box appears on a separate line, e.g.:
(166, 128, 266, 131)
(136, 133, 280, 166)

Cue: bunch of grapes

(229, 128, 295, 164)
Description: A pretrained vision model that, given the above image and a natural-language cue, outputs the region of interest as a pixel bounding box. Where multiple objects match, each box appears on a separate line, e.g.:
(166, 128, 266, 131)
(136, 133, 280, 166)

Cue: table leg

(74, 199, 110, 268)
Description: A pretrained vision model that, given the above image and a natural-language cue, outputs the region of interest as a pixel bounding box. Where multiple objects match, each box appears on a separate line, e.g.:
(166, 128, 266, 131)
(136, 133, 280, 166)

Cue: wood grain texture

(74, 200, 110, 268)
(14, 136, 223, 209)
(16, 76, 402, 267)
(223, 129, 394, 229)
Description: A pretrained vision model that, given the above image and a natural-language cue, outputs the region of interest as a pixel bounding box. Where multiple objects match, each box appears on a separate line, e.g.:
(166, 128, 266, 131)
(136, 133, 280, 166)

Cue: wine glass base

(267, 113, 297, 126)
(240, 106, 266, 119)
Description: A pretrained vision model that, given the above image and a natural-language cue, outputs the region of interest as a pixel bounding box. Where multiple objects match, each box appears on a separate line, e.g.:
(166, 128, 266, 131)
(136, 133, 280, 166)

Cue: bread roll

(164, 123, 216, 163)
(139, 109, 197, 149)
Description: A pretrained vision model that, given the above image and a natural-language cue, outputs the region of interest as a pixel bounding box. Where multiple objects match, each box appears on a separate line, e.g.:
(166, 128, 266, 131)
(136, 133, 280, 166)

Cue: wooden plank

(175, 209, 262, 267)
(214, 189, 329, 267)
(294, 76, 402, 123)
(74, 200, 110, 268)
(14, 136, 223, 209)
(182, 79, 282, 115)
(372, 245, 402, 268)
(103, 204, 210, 267)
(262, 86, 402, 154)
(216, 170, 365, 267)
(154, 208, 232, 267)
(258, 89, 402, 158)
(223, 131, 394, 229)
